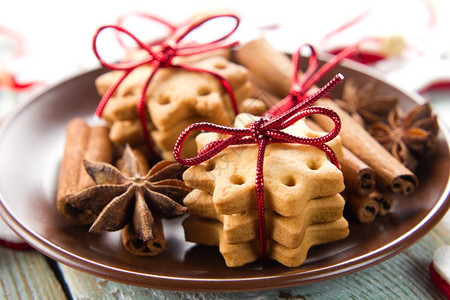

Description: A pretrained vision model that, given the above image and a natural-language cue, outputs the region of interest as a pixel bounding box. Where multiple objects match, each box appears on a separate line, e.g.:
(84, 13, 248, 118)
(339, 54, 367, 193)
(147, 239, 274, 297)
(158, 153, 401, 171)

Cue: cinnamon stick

(345, 190, 380, 224)
(121, 220, 166, 256)
(370, 189, 394, 216)
(235, 38, 293, 98)
(77, 126, 113, 190)
(57, 118, 113, 224)
(341, 147, 376, 196)
(117, 147, 166, 256)
(313, 99, 418, 195)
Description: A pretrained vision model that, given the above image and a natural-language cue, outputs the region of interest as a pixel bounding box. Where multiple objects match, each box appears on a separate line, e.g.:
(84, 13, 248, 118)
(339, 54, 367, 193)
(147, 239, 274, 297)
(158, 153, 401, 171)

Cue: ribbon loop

(290, 44, 318, 97)
(115, 12, 178, 49)
(173, 14, 240, 51)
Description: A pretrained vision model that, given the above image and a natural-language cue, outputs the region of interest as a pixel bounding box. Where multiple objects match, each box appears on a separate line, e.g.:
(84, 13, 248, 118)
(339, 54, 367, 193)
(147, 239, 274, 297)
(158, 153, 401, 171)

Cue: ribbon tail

(255, 139, 268, 258)
(292, 44, 318, 93)
(95, 70, 131, 117)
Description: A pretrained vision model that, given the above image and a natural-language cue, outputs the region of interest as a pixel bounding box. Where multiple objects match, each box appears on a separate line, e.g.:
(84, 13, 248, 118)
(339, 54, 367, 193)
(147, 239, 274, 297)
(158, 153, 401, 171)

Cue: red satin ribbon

(265, 43, 356, 118)
(93, 14, 241, 158)
(174, 72, 343, 258)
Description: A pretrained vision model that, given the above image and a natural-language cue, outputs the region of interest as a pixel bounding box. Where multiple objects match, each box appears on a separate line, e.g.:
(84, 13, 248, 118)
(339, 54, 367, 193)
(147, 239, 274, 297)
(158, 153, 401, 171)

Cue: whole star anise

(336, 78, 398, 126)
(368, 102, 438, 171)
(66, 145, 190, 241)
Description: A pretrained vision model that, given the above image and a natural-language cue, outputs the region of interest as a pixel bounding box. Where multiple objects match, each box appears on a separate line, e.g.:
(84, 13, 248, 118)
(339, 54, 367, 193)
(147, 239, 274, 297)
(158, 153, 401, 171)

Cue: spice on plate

(368, 102, 438, 171)
(66, 144, 190, 255)
(336, 78, 398, 126)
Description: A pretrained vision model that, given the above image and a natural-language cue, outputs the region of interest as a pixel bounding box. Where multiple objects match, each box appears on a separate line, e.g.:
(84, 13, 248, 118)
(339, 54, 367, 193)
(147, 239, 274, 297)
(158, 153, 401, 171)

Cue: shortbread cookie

(96, 65, 152, 99)
(183, 215, 349, 267)
(183, 114, 344, 216)
(147, 69, 232, 131)
(147, 56, 250, 130)
(181, 112, 347, 267)
(184, 189, 345, 247)
(109, 119, 152, 147)
(95, 52, 255, 161)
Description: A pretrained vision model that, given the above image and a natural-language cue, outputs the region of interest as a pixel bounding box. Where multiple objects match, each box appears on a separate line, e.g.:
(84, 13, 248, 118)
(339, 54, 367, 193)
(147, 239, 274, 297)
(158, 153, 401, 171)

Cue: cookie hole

(157, 94, 171, 105)
(305, 132, 321, 138)
(230, 174, 245, 185)
(282, 176, 296, 187)
(124, 90, 135, 97)
(307, 160, 321, 171)
(231, 212, 245, 217)
(197, 86, 212, 96)
(204, 162, 216, 171)
(214, 62, 227, 69)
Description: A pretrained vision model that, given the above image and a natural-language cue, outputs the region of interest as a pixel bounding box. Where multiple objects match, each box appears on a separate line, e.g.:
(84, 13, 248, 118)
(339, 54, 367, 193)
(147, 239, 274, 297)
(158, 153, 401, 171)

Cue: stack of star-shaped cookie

(182, 113, 349, 267)
(95, 50, 263, 160)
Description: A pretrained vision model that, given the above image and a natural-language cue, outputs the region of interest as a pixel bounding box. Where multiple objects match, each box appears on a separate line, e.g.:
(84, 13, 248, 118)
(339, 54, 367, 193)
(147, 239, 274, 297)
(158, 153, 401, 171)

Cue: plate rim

(0, 61, 449, 292)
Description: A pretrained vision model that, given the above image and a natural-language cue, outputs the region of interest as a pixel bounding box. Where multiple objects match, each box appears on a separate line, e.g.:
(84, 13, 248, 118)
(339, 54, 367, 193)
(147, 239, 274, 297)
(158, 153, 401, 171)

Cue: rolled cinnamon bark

(57, 118, 113, 224)
(370, 189, 394, 216)
(345, 190, 380, 224)
(121, 220, 166, 256)
(235, 38, 293, 98)
(313, 99, 418, 195)
(341, 147, 376, 196)
(77, 126, 113, 190)
(118, 147, 166, 256)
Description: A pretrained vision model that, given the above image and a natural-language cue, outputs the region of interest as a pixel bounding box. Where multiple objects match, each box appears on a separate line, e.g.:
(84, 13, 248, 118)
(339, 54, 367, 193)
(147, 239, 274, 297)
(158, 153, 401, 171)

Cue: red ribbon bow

(265, 43, 356, 118)
(174, 71, 343, 257)
(92, 14, 241, 158)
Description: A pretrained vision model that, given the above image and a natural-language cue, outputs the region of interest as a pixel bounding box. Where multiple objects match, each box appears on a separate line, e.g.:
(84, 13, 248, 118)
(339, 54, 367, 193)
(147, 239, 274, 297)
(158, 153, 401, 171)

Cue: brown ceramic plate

(0, 60, 449, 292)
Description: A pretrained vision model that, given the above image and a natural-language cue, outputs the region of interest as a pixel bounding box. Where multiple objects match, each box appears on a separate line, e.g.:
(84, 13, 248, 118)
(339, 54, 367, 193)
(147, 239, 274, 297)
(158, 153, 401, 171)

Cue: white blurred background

(1, 0, 449, 90)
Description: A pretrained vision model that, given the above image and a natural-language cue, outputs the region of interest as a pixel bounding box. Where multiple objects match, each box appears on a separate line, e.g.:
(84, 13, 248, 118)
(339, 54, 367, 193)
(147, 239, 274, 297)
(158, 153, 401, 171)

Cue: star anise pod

(66, 144, 190, 241)
(368, 102, 438, 171)
(336, 78, 398, 126)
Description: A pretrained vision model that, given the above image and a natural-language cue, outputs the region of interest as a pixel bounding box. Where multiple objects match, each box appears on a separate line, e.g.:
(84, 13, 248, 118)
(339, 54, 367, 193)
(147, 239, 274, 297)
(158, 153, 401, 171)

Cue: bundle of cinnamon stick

(57, 118, 166, 256)
(235, 38, 418, 223)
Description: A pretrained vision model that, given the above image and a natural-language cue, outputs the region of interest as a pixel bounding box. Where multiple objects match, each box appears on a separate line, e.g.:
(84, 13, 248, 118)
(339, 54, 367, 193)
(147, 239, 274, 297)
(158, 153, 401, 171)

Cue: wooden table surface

(1, 212, 448, 300)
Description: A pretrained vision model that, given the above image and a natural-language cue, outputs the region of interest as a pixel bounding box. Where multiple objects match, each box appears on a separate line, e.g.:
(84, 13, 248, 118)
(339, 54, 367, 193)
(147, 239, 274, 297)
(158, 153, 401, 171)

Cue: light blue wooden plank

(0, 247, 66, 300)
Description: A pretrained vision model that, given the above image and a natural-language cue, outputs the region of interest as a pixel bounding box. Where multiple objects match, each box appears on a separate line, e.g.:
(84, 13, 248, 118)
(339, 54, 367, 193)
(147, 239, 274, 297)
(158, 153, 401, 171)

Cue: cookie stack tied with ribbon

(174, 47, 349, 266)
(93, 14, 259, 161)
(181, 113, 347, 267)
